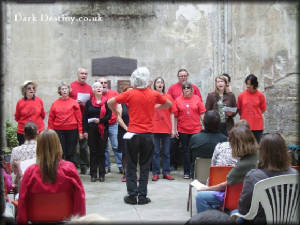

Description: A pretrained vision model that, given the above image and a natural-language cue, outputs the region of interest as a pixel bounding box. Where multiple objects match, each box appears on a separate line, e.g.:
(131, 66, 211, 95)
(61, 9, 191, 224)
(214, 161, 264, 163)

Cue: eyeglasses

(183, 86, 192, 89)
(100, 82, 107, 84)
(26, 86, 35, 90)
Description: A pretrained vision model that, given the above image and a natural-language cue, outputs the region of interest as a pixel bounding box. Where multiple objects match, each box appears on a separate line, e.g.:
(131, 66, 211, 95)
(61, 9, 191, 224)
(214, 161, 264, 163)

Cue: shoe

(163, 174, 175, 180)
(119, 167, 124, 174)
(138, 196, 151, 205)
(152, 174, 159, 181)
(121, 175, 126, 182)
(124, 195, 137, 205)
(99, 176, 105, 182)
(183, 174, 190, 179)
(91, 177, 97, 182)
(105, 168, 111, 174)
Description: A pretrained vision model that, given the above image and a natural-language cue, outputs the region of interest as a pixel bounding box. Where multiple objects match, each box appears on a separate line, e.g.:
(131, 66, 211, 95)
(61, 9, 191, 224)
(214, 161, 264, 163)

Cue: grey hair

(57, 81, 71, 95)
(77, 67, 88, 74)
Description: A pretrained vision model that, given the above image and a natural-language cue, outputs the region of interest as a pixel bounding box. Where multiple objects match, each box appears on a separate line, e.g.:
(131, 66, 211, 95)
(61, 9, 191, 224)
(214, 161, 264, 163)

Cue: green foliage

(6, 120, 18, 150)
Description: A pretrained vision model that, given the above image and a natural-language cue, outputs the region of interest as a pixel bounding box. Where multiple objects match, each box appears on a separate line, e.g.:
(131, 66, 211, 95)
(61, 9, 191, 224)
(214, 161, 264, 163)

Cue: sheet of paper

(123, 132, 136, 140)
(20, 158, 36, 175)
(88, 118, 97, 123)
(223, 106, 237, 113)
(190, 179, 208, 190)
(77, 93, 91, 104)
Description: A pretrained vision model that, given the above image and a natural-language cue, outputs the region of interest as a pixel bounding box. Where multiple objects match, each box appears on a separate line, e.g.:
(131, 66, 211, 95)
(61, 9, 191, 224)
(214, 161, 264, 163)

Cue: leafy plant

(6, 120, 18, 150)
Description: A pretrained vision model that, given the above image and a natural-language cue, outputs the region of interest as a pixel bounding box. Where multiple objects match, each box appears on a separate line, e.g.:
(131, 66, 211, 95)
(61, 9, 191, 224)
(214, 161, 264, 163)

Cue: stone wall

(2, 1, 299, 143)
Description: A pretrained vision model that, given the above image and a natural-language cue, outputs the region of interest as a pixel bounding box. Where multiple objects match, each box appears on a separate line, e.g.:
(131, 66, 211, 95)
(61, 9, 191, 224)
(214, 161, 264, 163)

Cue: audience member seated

(237, 133, 298, 224)
(17, 129, 86, 224)
(210, 120, 250, 167)
(10, 122, 38, 191)
(185, 209, 235, 224)
(195, 126, 258, 214)
(189, 110, 227, 177)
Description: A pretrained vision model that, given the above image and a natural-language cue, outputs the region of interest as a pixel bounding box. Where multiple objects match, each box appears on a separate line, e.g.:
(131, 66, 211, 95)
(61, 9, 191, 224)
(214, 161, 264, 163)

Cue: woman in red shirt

(151, 77, 176, 181)
(237, 74, 267, 143)
(48, 82, 83, 165)
(15, 81, 45, 145)
(17, 129, 85, 224)
(174, 81, 206, 179)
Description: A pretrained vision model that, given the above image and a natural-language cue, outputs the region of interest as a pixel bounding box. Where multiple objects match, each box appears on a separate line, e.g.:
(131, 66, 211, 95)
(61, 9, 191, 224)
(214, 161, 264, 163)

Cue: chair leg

(187, 185, 191, 211)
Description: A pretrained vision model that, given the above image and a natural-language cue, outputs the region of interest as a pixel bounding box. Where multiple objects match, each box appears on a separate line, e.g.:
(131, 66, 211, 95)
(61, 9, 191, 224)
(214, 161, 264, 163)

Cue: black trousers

(87, 126, 106, 178)
(252, 130, 263, 144)
(126, 133, 154, 197)
(118, 129, 127, 175)
(55, 129, 78, 164)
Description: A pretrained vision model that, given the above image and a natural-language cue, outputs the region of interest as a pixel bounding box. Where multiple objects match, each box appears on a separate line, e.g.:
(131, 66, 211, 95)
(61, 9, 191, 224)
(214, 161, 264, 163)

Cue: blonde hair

(215, 75, 228, 93)
(36, 129, 63, 183)
(229, 126, 258, 158)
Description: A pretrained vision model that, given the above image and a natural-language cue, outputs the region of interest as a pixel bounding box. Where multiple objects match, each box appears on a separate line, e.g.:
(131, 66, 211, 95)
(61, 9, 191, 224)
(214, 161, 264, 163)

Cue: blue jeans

(105, 123, 123, 169)
(195, 191, 223, 213)
(152, 133, 171, 175)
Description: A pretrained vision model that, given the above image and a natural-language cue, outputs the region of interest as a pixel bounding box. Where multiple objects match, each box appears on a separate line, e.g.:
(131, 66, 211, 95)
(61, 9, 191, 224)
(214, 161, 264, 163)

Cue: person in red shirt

(14, 81, 45, 145)
(17, 129, 86, 224)
(108, 67, 172, 205)
(97, 78, 123, 175)
(48, 82, 83, 165)
(167, 69, 203, 171)
(151, 77, 176, 182)
(237, 74, 267, 143)
(174, 81, 206, 179)
(70, 68, 93, 175)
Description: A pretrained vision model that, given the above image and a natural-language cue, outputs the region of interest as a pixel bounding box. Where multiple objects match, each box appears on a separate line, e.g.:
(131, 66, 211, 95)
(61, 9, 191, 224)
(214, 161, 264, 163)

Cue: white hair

(130, 67, 150, 89)
(77, 67, 87, 74)
(92, 82, 102, 91)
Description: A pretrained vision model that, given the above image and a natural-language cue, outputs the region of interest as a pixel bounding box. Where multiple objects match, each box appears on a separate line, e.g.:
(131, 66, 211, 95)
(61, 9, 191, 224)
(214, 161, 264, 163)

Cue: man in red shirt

(97, 78, 123, 174)
(167, 69, 203, 171)
(70, 68, 93, 175)
(108, 67, 172, 205)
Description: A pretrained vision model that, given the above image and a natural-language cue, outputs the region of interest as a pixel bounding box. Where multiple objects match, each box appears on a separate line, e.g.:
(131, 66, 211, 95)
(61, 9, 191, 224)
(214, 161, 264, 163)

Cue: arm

(156, 99, 172, 109)
(117, 105, 128, 131)
(47, 104, 55, 129)
(198, 181, 227, 192)
(238, 174, 254, 215)
(14, 101, 21, 122)
(205, 93, 214, 111)
(73, 102, 83, 139)
(107, 97, 119, 117)
(82, 101, 89, 138)
(39, 99, 46, 119)
(99, 103, 112, 123)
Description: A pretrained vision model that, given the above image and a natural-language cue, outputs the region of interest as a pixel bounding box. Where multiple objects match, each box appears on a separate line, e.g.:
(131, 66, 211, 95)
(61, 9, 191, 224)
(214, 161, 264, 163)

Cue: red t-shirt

(174, 95, 206, 134)
(237, 89, 267, 130)
(48, 98, 83, 133)
(167, 82, 203, 102)
(70, 81, 93, 114)
(17, 160, 86, 224)
(152, 94, 176, 134)
(115, 88, 168, 133)
(14, 97, 45, 134)
(103, 89, 119, 125)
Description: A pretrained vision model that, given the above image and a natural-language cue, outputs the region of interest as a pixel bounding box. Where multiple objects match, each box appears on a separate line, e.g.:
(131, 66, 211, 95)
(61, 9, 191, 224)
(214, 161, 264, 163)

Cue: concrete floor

(80, 164, 197, 224)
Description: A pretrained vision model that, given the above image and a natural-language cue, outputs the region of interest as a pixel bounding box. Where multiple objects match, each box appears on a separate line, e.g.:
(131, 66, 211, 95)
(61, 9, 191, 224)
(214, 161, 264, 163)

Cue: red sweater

(103, 89, 119, 125)
(48, 98, 83, 133)
(70, 81, 93, 114)
(14, 97, 45, 134)
(17, 160, 86, 224)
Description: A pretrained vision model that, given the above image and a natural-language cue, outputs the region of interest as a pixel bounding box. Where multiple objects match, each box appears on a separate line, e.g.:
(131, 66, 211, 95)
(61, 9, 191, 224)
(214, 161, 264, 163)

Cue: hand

(79, 133, 84, 140)
(226, 111, 233, 116)
(83, 132, 88, 139)
(197, 186, 209, 192)
(93, 118, 100, 124)
(175, 130, 179, 139)
(77, 99, 82, 105)
(154, 104, 161, 109)
(171, 129, 177, 138)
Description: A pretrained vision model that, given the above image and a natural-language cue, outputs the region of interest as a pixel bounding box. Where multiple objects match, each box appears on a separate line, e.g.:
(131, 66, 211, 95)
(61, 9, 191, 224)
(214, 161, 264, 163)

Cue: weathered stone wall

(2, 1, 299, 143)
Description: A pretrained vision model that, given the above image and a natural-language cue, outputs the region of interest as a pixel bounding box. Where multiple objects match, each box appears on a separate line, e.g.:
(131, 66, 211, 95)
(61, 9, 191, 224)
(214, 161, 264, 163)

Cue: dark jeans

(17, 133, 25, 146)
(252, 130, 263, 144)
(126, 133, 154, 197)
(152, 133, 171, 175)
(220, 122, 228, 137)
(118, 128, 127, 175)
(170, 137, 182, 169)
(55, 129, 78, 164)
(79, 138, 89, 169)
(179, 133, 193, 176)
(87, 126, 106, 178)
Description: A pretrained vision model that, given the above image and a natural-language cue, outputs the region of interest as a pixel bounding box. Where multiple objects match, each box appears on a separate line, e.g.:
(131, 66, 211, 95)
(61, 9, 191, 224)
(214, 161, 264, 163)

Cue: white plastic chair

(231, 174, 299, 224)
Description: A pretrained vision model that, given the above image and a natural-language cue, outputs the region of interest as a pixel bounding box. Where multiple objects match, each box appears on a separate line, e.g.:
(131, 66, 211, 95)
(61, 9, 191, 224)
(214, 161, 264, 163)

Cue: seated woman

(238, 133, 298, 224)
(17, 129, 86, 224)
(211, 119, 250, 167)
(195, 125, 258, 213)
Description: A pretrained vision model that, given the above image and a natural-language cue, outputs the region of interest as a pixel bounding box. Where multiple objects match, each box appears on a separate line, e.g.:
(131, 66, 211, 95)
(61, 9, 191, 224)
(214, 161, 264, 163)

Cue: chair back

(235, 174, 299, 224)
(222, 182, 243, 211)
(28, 191, 73, 223)
(208, 166, 233, 186)
(194, 158, 211, 184)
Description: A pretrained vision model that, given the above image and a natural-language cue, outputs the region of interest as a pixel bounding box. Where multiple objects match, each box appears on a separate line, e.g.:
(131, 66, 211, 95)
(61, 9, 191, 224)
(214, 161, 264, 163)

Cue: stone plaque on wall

(117, 80, 131, 93)
(92, 57, 137, 76)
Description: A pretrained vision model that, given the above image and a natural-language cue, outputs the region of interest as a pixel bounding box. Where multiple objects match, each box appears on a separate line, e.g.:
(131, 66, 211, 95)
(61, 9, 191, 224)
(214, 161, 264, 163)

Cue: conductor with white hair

(108, 67, 172, 205)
